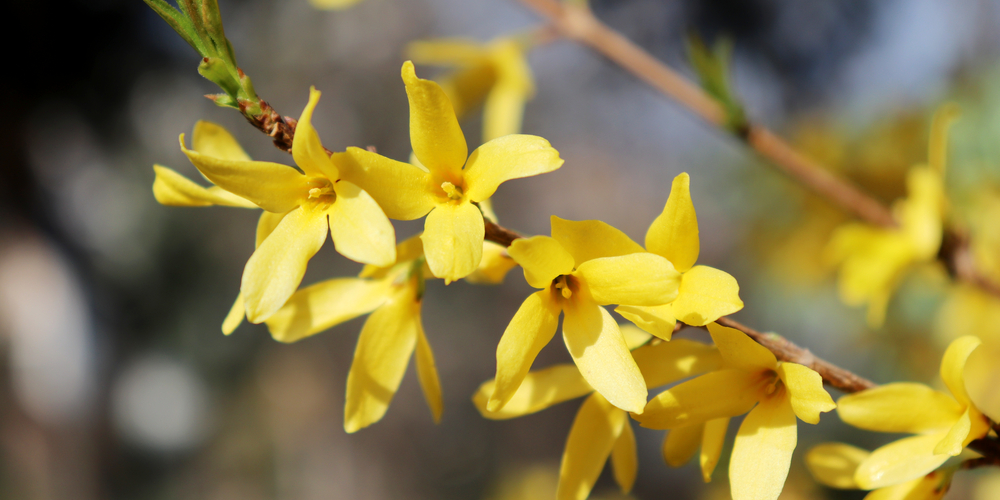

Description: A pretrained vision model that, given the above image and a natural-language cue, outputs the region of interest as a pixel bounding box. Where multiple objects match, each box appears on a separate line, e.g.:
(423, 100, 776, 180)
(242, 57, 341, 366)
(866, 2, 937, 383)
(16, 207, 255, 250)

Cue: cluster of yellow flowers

(148, 27, 999, 500)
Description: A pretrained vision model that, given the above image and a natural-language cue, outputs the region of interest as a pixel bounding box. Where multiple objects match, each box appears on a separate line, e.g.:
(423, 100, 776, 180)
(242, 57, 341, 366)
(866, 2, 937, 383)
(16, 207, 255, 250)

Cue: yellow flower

(806, 442, 955, 500)
(308, 0, 363, 10)
(473, 326, 722, 500)
(487, 216, 681, 414)
(835, 336, 989, 489)
(615, 173, 743, 339)
(634, 322, 836, 500)
(407, 36, 534, 142)
(826, 105, 958, 327)
(265, 236, 442, 433)
(661, 416, 731, 483)
(177, 88, 396, 323)
(335, 61, 563, 283)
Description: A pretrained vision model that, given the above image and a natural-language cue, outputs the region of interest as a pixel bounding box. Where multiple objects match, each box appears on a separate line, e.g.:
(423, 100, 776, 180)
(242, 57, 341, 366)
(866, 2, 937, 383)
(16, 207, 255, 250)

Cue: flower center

(552, 275, 576, 300)
(307, 178, 336, 199)
(441, 181, 463, 201)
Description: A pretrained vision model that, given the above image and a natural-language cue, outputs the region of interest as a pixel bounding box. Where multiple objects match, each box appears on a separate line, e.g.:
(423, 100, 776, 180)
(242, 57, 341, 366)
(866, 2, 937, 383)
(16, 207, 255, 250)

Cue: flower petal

(473, 364, 592, 420)
(940, 335, 981, 408)
(333, 148, 435, 220)
(256, 210, 289, 247)
(421, 201, 484, 283)
(728, 394, 798, 500)
(344, 287, 421, 433)
(776, 363, 835, 424)
(152, 165, 257, 208)
(854, 432, 951, 489)
(264, 277, 392, 343)
(406, 38, 488, 66)
(222, 292, 244, 335)
(663, 422, 703, 467)
(636, 369, 761, 429)
(933, 408, 972, 456)
(805, 443, 870, 489)
(488, 290, 561, 412)
(292, 87, 339, 179)
(670, 265, 743, 326)
(327, 181, 396, 267)
(242, 206, 329, 323)
(700, 417, 730, 482)
(614, 304, 677, 341)
(551, 216, 646, 264)
(415, 318, 443, 424)
(864, 469, 954, 500)
(837, 383, 963, 434)
(463, 134, 563, 202)
(191, 120, 251, 161)
(707, 322, 778, 372)
(557, 393, 627, 500)
(508, 235, 576, 289)
(563, 301, 647, 413)
(620, 324, 653, 350)
(401, 61, 467, 178)
(464, 241, 518, 284)
(436, 64, 497, 119)
(632, 338, 722, 389)
(482, 80, 530, 142)
(645, 172, 700, 272)
(181, 134, 306, 213)
(575, 253, 680, 306)
(611, 419, 638, 494)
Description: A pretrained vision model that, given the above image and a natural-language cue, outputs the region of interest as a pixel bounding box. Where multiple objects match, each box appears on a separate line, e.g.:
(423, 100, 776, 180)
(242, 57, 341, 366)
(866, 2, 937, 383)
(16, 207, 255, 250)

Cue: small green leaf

(198, 57, 241, 97)
(206, 93, 240, 109)
(143, 0, 206, 55)
(687, 33, 746, 133)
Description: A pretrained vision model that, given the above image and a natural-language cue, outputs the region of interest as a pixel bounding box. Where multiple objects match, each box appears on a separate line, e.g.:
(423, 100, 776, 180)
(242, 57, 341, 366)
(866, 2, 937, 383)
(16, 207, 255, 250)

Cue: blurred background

(3, 0, 1000, 498)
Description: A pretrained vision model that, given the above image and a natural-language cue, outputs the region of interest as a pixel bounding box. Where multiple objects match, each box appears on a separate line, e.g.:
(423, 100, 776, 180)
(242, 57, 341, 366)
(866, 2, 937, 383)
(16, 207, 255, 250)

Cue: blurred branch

(516, 0, 1000, 300)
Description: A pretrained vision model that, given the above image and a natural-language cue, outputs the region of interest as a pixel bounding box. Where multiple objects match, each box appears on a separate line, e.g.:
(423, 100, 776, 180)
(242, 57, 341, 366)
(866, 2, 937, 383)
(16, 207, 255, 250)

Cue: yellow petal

(632, 338, 722, 389)
(181, 134, 306, 213)
(670, 265, 744, 326)
(482, 80, 530, 142)
(707, 322, 778, 372)
(575, 253, 680, 306)
(557, 393, 627, 500)
(152, 165, 257, 208)
(436, 64, 497, 119)
(728, 394, 798, 500)
(611, 419, 638, 494)
(854, 432, 951, 490)
(415, 319, 443, 424)
(406, 38, 488, 67)
(636, 369, 761, 429)
(645, 172, 700, 272)
(508, 235, 576, 289)
(222, 291, 244, 335)
(401, 61, 467, 178)
(308, 0, 363, 10)
(551, 216, 646, 264)
(614, 304, 677, 341)
(242, 206, 328, 323)
(928, 104, 960, 175)
(899, 167, 944, 260)
(620, 324, 653, 350)
(344, 287, 421, 433)
(421, 201, 484, 283)
(191, 120, 251, 161)
(805, 443, 870, 489)
(488, 290, 561, 412)
(463, 135, 563, 202)
(776, 363, 836, 424)
(663, 422, 703, 467)
(264, 277, 391, 343)
(864, 469, 954, 500)
(360, 234, 425, 280)
(473, 364, 592, 419)
(333, 148, 435, 220)
(291, 87, 339, 179)
(464, 241, 518, 284)
(327, 181, 396, 267)
(933, 408, 972, 456)
(563, 301, 647, 413)
(940, 335, 982, 408)
(700, 417, 730, 482)
(256, 210, 288, 247)
(837, 383, 963, 434)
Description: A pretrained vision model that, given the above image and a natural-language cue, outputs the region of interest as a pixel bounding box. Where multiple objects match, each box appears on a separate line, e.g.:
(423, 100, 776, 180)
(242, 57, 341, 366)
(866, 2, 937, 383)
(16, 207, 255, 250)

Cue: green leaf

(198, 57, 241, 97)
(142, 0, 206, 55)
(206, 93, 240, 109)
(686, 33, 746, 134)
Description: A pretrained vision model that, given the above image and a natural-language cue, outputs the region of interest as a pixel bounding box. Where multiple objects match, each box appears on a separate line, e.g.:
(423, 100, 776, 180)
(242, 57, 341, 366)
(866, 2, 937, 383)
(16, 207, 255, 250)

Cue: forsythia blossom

(335, 61, 563, 283)
(806, 442, 956, 500)
(634, 322, 835, 500)
(616, 172, 743, 339)
(265, 236, 442, 433)
(834, 336, 989, 489)
(473, 326, 723, 500)
(488, 216, 681, 414)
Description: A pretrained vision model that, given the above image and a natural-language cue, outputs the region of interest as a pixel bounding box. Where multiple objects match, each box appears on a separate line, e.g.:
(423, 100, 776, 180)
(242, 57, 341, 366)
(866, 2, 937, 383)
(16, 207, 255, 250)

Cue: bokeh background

(3, 0, 1000, 498)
